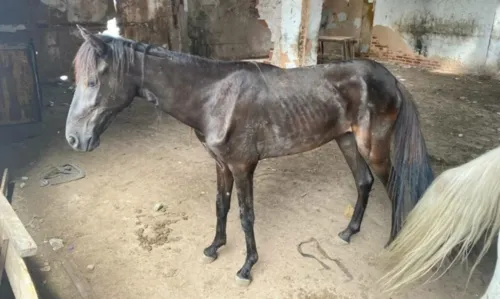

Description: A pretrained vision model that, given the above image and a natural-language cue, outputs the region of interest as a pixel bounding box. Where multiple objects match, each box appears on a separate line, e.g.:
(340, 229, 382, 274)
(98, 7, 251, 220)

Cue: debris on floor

(153, 203, 165, 212)
(49, 238, 64, 251)
(297, 237, 353, 281)
(39, 164, 85, 187)
(40, 261, 51, 272)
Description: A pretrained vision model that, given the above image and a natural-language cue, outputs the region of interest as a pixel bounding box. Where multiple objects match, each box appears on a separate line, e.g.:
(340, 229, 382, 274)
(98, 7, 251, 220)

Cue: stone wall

(188, 0, 272, 59)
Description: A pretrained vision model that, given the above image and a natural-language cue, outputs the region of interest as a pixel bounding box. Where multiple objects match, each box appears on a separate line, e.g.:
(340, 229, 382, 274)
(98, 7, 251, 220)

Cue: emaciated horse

(379, 145, 500, 298)
(65, 25, 434, 285)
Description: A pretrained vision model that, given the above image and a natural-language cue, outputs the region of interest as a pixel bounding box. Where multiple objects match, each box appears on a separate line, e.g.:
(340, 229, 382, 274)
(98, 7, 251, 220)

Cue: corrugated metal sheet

(0, 43, 42, 126)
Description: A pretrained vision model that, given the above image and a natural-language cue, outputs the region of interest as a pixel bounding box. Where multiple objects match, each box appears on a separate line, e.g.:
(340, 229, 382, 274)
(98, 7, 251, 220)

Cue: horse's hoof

(200, 254, 217, 264)
(337, 230, 351, 245)
(235, 275, 252, 287)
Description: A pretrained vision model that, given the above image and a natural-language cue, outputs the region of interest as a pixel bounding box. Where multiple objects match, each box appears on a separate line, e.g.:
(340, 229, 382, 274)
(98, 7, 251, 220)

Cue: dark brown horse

(65, 25, 434, 285)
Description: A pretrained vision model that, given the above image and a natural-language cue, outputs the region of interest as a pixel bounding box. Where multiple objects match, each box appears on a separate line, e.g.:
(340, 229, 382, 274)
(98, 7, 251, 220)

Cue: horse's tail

(388, 81, 434, 235)
(379, 145, 500, 294)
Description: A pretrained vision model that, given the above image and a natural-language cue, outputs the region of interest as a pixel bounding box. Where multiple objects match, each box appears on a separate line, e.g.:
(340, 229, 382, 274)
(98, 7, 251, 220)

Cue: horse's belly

(257, 105, 350, 158)
(259, 128, 339, 159)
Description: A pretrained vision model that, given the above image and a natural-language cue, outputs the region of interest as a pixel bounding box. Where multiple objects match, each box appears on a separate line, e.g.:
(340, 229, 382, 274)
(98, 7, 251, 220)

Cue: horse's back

(204, 59, 401, 160)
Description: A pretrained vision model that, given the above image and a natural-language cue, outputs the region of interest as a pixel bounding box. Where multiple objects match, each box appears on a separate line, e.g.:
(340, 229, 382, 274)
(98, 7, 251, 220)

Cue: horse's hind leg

(369, 124, 398, 246)
(202, 160, 234, 263)
(369, 117, 395, 187)
(336, 132, 374, 243)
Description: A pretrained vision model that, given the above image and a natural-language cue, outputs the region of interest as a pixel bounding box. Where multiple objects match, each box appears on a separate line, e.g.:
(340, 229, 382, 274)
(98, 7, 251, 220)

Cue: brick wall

(369, 35, 441, 69)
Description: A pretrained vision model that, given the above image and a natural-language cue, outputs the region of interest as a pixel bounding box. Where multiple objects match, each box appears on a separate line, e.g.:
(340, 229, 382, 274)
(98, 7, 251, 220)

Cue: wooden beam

(0, 193, 37, 258)
(0, 168, 39, 299)
(5, 242, 39, 299)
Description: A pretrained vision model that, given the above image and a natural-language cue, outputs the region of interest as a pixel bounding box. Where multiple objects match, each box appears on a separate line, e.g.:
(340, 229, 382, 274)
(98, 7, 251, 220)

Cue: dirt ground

(2, 61, 500, 299)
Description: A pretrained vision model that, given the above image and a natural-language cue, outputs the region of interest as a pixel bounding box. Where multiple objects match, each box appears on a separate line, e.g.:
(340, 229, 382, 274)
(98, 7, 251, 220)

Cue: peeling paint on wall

(256, 0, 281, 44)
(278, 0, 302, 67)
(371, 25, 415, 55)
(267, 0, 322, 68)
(304, 0, 323, 66)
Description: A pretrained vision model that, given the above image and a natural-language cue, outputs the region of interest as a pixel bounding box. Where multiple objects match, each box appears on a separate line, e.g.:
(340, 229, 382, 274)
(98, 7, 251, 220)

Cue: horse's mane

(73, 34, 233, 85)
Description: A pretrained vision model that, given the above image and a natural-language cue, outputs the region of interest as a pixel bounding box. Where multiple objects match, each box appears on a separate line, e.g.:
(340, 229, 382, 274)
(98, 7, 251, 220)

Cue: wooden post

(0, 169, 39, 299)
(0, 193, 37, 257)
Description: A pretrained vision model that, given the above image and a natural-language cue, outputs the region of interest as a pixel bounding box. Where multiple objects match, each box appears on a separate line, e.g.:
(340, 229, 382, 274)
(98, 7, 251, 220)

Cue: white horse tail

(378, 145, 500, 294)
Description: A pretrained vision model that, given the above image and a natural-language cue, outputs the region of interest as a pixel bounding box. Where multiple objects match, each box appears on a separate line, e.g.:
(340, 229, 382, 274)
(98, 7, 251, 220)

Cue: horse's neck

(481, 234, 500, 299)
(134, 52, 229, 131)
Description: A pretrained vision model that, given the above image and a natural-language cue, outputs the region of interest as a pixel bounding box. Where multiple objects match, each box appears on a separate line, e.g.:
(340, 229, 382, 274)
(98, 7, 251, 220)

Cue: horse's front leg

(202, 161, 234, 263)
(230, 162, 259, 286)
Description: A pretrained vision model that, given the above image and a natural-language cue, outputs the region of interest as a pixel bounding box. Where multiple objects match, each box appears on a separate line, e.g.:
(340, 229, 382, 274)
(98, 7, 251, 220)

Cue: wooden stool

(318, 36, 357, 61)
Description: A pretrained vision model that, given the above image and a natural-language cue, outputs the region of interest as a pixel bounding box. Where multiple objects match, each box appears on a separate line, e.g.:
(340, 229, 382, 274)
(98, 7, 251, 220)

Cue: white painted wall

(258, 0, 323, 68)
(279, 0, 302, 67)
(304, 0, 323, 66)
(373, 0, 500, 72)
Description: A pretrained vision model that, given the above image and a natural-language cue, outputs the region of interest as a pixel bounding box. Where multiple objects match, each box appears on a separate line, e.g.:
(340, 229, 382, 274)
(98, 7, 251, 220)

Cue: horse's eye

(88, 80, 97, 88)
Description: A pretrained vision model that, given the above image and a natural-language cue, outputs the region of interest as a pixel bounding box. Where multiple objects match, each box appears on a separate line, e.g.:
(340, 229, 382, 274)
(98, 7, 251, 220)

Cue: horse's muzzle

(66, 133, 100, 152)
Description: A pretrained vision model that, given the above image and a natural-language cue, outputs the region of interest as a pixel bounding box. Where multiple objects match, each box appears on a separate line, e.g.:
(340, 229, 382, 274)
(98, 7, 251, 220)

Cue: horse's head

(65, 25, 137, 152)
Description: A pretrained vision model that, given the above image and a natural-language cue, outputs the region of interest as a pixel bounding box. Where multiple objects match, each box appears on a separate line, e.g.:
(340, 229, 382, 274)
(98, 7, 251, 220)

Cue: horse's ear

(76, 24, 107, 56)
